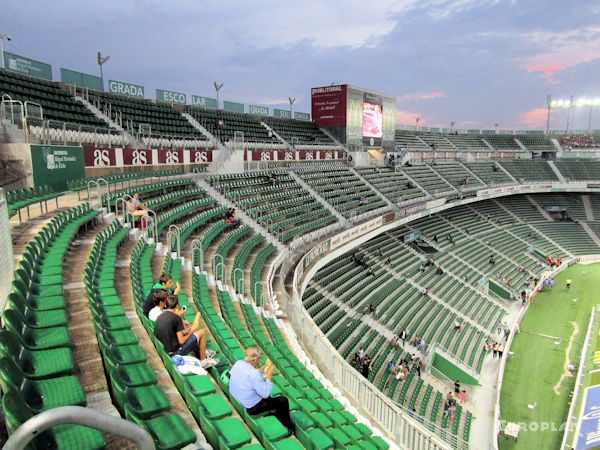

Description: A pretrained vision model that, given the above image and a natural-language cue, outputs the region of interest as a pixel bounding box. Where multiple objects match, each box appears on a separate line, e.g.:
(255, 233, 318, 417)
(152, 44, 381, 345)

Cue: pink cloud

(397, 91, 446, 102)
(527, 64, 567, 84)
(396, 110, 424, 125)
(520, 108, 548, 129)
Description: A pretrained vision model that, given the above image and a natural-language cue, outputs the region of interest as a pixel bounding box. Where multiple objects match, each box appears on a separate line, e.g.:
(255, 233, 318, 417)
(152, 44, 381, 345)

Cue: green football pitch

(499, 263, 600, 450)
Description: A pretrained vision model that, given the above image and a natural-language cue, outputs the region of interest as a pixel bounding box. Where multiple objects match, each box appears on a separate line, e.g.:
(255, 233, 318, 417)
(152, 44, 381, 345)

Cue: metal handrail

(142, 210, 158, 242)
(234, 268, 244, 296)
(254, 281, 267, 308)
(213, 254, 225, 281)
(3, 406, 155, 450)
(167, 224, 181, 257)
(115, 195, 134, 228)
(191, 239, 204, 272)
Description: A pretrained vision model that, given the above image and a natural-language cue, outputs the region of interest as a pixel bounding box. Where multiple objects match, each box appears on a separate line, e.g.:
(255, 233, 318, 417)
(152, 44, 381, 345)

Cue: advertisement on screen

(362, 92, 383, 146)
(311, 84, 347, 127)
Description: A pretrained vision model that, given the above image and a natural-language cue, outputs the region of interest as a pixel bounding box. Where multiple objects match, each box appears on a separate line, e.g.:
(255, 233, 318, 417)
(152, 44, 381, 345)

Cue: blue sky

(3, 0, 600, 130)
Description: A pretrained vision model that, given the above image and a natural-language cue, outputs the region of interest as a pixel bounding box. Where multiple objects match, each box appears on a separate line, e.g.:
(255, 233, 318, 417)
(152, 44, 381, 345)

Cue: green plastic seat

(307, 428, 334, 450)
(268, 438, 304, 450)
(2, 390, 105, 450)
(3, 310, 70, 350)
(125, 385, 171, 419)
(0, 358, 86, 413)
(111, 363, 157, 387)
(125, 405, 197, 450)
(0, 331, 74, 380)
(253, 415, 289, 441)
(105, 344, 147, 366)
(185, 375, 216, 396)
(215, 417, 252, 449)
(198, 393, 232, 419)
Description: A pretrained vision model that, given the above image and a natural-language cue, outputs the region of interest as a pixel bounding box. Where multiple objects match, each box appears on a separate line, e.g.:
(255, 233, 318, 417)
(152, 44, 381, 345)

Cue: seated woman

(126, 192, 148, 226)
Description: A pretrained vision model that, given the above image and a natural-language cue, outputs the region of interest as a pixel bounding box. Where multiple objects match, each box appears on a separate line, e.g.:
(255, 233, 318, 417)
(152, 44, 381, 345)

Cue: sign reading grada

(30, 145, 85, 191)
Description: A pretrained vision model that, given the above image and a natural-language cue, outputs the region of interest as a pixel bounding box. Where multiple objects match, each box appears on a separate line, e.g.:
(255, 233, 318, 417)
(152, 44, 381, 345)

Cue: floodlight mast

(214, 82, 223, 110)
(97, 52, 110, 92)
(0, 33, 13, 70)
(289, 97, 296, 118)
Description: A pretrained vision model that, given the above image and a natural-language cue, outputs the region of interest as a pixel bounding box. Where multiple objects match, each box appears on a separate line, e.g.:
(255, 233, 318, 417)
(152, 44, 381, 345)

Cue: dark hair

(154, 290, 168, 305)
(165, 295, 179, 310)
(158, 274, 172, 285)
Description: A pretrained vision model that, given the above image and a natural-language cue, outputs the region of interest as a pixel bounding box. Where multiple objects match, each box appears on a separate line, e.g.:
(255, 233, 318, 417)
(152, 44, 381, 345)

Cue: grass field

(499, 263, 600, 450)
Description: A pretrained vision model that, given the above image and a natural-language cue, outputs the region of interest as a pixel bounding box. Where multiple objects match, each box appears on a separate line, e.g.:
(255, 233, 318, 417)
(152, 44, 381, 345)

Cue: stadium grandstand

(3, 17, 600, 450)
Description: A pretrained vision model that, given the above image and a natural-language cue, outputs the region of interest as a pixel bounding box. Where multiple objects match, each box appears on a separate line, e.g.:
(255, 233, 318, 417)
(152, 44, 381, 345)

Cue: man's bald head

(244, 347, 261, 367)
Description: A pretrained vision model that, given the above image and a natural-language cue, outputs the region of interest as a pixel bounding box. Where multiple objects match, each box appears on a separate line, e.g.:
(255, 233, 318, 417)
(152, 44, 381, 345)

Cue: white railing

(561, 306, 598, 449)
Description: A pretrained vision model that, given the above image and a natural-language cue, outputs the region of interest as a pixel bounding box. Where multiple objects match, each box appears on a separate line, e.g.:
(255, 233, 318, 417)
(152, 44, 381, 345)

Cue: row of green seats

(84, 222, 197, 450)
(1, 204, 105, 449)
(5, 185, 62, 221)
(68, 169, 183, 192)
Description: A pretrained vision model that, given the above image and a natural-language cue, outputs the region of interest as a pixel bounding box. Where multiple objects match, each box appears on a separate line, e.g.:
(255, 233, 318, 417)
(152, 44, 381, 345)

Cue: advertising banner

(250, 150, 275, 161)
(4, 52, 52, 80)
(189, 149, 213, 164)
(223, 101, 244, 113)
(83, 146, 117, 167)
(156, 89, 186, 104)
(330, 216, 383, 250)
(278, 150, 296, 161)
(30, 145, 85, 191)
(122, 148, 153, 166)
(108, 80, 145, 98)
(299, 150, 318, 160)
(191, 96, 217, 109)
(274, 109, 291, 119)
(60, 68, 103, 91)
(249, 105, 269, 116)
(294, 112, 311, 121)
(157, 149, 184, 164)
(311, 84, 347, 127)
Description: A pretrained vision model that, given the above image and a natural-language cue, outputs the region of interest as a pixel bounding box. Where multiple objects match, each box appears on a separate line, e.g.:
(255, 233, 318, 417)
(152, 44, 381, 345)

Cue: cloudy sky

(3, 0, 600, 130)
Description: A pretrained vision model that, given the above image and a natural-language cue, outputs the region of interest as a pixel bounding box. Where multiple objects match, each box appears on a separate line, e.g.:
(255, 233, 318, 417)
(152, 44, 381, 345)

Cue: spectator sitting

(225, 209, 241, 228)
(267, 172, 277, 185)
(454, 320, 462, 331)
(229, 347, 293, 434)
(153, 295, 218, 367)
(143, 274, 180, 317)
(436, 266, 443, 275)
(359, 196, 367, 206)
(126, 192, 148, 221)
(148, 291, 169, 321)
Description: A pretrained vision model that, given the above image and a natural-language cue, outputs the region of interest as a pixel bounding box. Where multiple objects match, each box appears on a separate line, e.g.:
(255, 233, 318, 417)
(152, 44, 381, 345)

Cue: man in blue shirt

(229, 347, 293, 433)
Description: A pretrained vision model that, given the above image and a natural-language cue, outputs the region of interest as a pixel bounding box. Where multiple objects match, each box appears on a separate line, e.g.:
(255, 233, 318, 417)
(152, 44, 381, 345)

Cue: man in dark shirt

(154, 296, 217, 366)
(143, 274, 180, 316)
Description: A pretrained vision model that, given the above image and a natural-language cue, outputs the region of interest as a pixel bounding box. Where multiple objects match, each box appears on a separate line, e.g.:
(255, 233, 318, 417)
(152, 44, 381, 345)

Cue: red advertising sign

(299, 151, 318, 160)
(83, 146, 117, 167)
(157, 149, 183, 165)
(251, 150, 274, 161)
(277, 150, 296, 161)
(319, 150, 336, 160)
(311, 84, 347, 128)
(189, 149, 212, 164)
(123, 148, 153, 166)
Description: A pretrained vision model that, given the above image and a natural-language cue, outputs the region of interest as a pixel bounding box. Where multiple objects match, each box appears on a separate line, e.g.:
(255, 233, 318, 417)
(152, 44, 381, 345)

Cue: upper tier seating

(498, 160, 559, 182)
(263, 117, 338, 147)
(431, 161, 486, 191)
(445, 134, 489, 152)
(296, 165, 388, 218)
(402, 164, 455, 196)
(188, 107, 273, 145)
(415, 132, 456, 151)
(89, 91, 206, 142)
(394, 130, 429, 150)
(554, 159, 600, 181)
(355, 167, 425, 204)
(464, 162, 514, 185)
(0, 69, 108, 129)
(514, 135, 556, 152)
(482, 135, 521, 151)
(209, 170, 338, 242)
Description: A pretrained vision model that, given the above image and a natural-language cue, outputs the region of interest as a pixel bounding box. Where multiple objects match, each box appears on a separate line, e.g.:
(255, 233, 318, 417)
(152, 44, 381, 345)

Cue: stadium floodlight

(0, 33, 13, 70)
(548, 95, 600, 133)
(97, 52, 110, 92)
(213, 82, 223, 110)
(289, 97, 296, 117)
